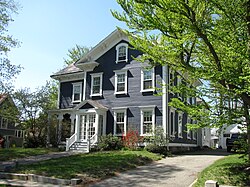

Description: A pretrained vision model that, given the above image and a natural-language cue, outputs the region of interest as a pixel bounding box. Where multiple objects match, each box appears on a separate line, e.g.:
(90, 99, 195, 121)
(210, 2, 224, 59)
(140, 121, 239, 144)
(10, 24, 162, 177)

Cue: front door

(79, 114, 96, 142)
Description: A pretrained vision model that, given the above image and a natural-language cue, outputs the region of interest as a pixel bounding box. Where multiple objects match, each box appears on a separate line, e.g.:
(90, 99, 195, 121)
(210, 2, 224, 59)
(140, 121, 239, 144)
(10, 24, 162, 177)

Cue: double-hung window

(113, 108, 127, 136)
(116, 43, 128, 63)
(178, 112, 183, 138)
(177, 76, 182, 99)
(72, 82, 82, 102)
(169, 107, 175, 137)
(141, 68, 155, 92)
(140, 106, 155, 136)
(90, 73, 103, 97)
(114, 70, 127, 94)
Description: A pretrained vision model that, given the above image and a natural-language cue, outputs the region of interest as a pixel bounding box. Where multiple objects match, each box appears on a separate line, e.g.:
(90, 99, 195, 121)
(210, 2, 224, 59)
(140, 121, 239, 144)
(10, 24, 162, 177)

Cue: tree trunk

(243, 102, 250, 163)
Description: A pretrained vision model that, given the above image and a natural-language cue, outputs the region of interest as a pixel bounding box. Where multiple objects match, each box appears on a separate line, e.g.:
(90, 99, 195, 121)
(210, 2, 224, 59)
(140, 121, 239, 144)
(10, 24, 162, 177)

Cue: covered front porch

(47, 100, 108, 152)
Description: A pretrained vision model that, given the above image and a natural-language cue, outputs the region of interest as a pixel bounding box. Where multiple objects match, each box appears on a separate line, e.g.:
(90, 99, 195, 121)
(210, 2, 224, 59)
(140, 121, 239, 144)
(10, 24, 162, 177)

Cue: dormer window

(116, 43, 128, 63)
(72, 82, 82, 103)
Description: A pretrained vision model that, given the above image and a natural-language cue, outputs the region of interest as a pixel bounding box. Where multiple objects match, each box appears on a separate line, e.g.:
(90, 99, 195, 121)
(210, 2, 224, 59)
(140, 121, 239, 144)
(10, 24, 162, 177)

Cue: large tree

(113, 0, 250, 161)
(63, 44, 90, 65)
(0, 0, 21, 93)
(14, 82, 57, 147)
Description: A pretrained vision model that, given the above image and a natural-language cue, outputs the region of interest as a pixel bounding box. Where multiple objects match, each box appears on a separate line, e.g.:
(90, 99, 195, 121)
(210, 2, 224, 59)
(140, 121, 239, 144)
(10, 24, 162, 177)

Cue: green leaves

(113, 0, 250, 131)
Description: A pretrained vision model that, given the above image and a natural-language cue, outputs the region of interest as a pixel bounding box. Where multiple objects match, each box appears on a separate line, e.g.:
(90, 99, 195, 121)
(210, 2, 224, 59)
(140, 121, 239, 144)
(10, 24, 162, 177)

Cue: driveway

(90, 149, 230, 187)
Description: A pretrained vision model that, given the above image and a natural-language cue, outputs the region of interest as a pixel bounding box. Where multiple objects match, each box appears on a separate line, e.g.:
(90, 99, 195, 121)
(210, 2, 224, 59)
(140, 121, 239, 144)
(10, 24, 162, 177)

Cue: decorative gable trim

(76, 29, 128, 65)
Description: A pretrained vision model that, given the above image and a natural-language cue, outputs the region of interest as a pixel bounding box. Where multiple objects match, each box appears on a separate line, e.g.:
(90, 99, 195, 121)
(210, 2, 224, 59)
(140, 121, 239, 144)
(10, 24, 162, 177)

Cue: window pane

(93, 77, 100, 86)
(143, 70, 152, 80)
(118, 46, 126, 61)
(143, 80, 152, 89)
(116, 123, 124, 134)
(117, 74, 125, 83)
(74, 93, 80, 101)
(93, 85, 100, 94)
(74, 85, 80, 93)
(117, 83, 125, 92)
(143, 122, 152, 134)
(117, 112, 124, 122)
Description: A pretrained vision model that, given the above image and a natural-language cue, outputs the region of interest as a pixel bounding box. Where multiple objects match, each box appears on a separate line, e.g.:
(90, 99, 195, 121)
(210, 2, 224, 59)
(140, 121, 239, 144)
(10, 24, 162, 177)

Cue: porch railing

(87, 133, 98, 152)
(66, 133, 77, 151)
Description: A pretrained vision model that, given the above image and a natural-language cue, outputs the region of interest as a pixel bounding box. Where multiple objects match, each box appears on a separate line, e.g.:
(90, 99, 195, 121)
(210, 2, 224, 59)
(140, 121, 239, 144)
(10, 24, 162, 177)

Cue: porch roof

(75, 100, 108, 111)
(48, 100, 108, 114)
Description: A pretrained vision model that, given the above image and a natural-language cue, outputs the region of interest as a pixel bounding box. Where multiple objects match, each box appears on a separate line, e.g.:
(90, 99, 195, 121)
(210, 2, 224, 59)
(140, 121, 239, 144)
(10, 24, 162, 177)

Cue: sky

(7, 0, 127, 91)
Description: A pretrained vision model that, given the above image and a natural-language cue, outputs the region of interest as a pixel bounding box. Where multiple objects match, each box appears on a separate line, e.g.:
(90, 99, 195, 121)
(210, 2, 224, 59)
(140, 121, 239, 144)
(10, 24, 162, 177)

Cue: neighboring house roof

(51, 29, 128, 79)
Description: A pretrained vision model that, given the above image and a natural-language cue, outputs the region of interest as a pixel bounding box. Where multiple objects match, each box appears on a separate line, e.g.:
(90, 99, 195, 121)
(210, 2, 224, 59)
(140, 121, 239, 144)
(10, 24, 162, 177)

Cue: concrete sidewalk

(90, 149, 230, 187)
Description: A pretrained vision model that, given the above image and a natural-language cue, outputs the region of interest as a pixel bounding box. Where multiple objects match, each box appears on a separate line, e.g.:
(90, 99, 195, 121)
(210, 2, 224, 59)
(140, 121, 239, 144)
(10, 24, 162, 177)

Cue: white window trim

(141, 67, 155, 92)
(192, 97, 196, 105)
(113, 108, 127, 136)
(177, 75, 182, 99)
(178, 112, 183, 138)
(187, 117, 191, 139)
(139, 106, 155, 136)
(72, 82, 82, 103)
(90, 72, 103, 97)
(114, 70, 128, 95)
(169, 107, 176, 137)
(116, 43, 128, 63)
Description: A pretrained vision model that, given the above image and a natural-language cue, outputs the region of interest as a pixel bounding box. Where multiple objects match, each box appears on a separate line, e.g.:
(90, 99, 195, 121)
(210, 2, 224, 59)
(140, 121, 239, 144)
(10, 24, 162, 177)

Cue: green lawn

(0, 148, 58, 161)
(194, 154, 250, 187)
(12, 150, 162, 184)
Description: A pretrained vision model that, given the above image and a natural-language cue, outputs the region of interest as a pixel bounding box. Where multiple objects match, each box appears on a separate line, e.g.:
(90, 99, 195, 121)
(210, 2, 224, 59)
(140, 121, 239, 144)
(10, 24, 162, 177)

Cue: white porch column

(46, 113, 51, 147)
(75, 113, 80, 141)
(70, 114, 76, 135)
(95, 113, 99, 139)
(57, 114, 63, 145)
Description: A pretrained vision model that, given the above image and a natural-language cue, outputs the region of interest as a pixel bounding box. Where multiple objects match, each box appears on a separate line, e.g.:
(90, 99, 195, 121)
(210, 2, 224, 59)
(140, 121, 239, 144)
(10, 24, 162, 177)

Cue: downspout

(83, 72, 87, 101)
(162, 65, 168, 139)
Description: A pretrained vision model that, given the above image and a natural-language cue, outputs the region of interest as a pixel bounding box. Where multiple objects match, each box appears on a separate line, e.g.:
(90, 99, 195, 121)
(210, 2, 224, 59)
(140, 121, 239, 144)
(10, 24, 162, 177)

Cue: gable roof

(75, 100, 108, 111)
(51, 29, 128, 78)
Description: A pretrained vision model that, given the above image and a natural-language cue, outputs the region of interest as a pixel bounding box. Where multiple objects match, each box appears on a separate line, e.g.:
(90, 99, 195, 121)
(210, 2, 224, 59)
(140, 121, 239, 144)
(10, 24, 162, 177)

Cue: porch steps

(69, 141, 89, 153)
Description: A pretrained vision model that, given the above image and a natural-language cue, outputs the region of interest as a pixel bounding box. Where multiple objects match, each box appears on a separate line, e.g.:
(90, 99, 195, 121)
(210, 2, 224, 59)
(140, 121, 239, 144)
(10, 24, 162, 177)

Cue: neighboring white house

(218, 123, 245, 149)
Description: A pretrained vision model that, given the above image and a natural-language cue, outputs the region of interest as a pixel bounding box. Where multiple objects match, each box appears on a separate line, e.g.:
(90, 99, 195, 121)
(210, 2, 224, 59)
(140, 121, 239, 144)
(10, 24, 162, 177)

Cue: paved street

(90, 149, 230, 187)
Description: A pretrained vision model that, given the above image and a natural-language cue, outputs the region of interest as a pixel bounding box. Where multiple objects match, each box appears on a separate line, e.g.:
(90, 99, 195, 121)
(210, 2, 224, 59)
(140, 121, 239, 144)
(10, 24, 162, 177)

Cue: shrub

(145, 144, 170, 156)
(122, 129, 143, 150)
(97, 134, 123, 151)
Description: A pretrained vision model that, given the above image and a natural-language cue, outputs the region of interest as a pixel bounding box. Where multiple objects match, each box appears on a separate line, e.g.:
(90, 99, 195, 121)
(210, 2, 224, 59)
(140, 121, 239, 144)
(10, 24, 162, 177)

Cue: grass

(0, 148, 58, 161)
(194, 154, 250, 187)
(12, 150, 162, 184)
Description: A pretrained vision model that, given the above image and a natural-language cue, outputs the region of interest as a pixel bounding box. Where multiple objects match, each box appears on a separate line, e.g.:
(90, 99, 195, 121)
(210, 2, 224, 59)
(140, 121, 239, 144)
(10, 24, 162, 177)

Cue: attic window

(116, 43, 128, 63)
